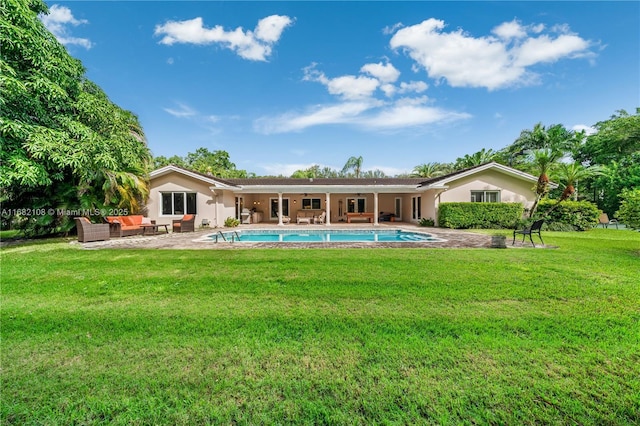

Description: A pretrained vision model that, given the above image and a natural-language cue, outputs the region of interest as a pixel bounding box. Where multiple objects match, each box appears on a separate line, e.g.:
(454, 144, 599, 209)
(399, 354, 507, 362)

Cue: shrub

(616, 188, 640, 229)
(438, 203, 523, 229)
(419, 217, 435, 227)
(224, 217, 240, 227)
(535, 199, 600, 231)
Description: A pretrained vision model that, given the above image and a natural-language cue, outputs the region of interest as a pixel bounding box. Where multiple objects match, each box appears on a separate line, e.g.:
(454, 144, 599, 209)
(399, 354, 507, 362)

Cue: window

(347, 197, 366, 213)
(302, 198, 322, 209)
(412, 196, 421, 220)
(162, 192, 197, 215)
(471, 191, 500, 202)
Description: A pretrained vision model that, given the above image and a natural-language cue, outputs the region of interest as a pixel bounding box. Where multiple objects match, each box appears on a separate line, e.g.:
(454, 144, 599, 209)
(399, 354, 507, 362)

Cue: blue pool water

(209, 229, 445, 243)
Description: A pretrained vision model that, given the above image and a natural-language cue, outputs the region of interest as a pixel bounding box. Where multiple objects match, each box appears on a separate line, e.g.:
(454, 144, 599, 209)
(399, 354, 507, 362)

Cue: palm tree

(342, 156, 363, 178)
(528, 148, 563, 217)
(554, 162, 604, 202)
(453, 148, 496, 170)
(411, 162, 446, 178)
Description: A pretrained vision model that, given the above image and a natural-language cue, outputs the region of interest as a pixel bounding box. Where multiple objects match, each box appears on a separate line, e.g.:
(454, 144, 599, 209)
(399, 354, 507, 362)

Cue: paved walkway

(73, 223, 550, 250)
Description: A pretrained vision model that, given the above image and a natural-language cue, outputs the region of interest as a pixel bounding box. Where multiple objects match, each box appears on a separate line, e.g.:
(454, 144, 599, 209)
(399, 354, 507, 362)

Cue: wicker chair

(172, 214, 195, 233)
(74, 217, 110, 243)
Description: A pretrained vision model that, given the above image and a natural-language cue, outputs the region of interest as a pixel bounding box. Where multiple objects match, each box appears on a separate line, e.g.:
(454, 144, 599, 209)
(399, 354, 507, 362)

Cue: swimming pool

(208, 229, 445, 243)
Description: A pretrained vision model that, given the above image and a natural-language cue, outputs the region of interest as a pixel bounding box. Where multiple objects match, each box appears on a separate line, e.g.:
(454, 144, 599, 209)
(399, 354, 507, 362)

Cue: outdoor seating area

(172, 214, 195, 233)
(513, 219, 545, 247)
(105, 215, 155, 237)
(74, 217, 110, 243)
(599, 213, 618, 229)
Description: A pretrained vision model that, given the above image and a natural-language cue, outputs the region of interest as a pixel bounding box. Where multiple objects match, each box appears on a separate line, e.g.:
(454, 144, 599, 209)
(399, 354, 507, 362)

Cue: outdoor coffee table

(141, 224, 169, 235)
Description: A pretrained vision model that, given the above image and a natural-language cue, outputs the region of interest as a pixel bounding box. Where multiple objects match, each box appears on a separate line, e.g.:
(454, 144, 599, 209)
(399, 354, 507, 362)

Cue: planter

(491, 235, 507, 249)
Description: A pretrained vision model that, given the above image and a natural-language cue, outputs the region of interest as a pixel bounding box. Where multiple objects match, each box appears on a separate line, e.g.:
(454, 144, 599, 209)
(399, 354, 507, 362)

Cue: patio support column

(373, 192, 379, 226)
(277, 192, 283, 226)
(325, 192, 331, 226)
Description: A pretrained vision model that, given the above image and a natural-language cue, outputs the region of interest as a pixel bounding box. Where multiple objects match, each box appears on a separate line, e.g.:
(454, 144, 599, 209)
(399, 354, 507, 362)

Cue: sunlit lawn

(2, 229, 639, 424)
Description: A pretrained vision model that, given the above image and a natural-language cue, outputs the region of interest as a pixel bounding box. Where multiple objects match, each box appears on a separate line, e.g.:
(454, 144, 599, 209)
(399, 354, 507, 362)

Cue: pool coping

(71, 223, 553, 249)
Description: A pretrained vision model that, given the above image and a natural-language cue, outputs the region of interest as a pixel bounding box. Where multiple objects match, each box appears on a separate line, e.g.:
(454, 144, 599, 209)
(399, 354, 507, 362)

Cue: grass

(2, 229, 639, 425)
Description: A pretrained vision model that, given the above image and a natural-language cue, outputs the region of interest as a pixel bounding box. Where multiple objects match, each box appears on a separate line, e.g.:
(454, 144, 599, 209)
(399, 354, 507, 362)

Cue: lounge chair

(513, 219, 544, 247)
(280, 214, 291, 224)
(74, 217, 110, 243)
(172, 214, 195, 233)
(599, 213, 618, 229)
(314, 211, 326, 224)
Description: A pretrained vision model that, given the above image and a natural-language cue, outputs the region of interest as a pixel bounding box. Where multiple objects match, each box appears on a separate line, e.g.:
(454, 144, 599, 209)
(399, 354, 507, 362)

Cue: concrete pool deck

(74, 223, 552, 249)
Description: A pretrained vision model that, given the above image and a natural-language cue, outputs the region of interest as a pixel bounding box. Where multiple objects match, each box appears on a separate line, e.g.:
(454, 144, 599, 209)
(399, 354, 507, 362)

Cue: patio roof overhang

(224, 184, 427, 194)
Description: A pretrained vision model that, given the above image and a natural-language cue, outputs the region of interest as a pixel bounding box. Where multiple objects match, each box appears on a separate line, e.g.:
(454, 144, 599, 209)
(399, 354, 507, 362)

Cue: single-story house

(147, 162, 541, 228)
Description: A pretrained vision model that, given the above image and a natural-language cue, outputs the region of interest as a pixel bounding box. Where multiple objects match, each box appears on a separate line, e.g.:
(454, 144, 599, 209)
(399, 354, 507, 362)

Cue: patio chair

(279, 214, 291, 224)
(74, 217, 110, 243)
(599, 213, 618, 229)
(314, 211, 326, 224)
(513, 219, 544, 247)
(172, 214, 195, 233)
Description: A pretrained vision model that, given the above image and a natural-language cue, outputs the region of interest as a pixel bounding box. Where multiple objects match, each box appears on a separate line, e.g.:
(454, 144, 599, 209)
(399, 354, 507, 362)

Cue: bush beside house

(438, 203, 524, 229)
(535, 200, 600, 231)
(615, 188, 640, 229)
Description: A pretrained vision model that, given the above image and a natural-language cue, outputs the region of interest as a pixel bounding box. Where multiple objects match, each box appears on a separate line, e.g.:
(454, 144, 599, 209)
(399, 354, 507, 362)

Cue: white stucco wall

(147, 173, 217, 227)
(438, 169, 535, 206)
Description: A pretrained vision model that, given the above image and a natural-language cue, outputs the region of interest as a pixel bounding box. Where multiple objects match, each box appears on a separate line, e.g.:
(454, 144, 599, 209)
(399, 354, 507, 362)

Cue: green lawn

(2, 229, 639, 425)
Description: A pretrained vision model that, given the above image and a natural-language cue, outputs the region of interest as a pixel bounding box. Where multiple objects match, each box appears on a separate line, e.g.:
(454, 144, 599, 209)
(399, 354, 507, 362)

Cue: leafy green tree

(152, 148, 249, 178)
(577, 109, 640, 165)
(1, 0, 152, 235)
(153, 155, 186, 169)
(575, 110, 640, 215)
(615, 188, 640, 229)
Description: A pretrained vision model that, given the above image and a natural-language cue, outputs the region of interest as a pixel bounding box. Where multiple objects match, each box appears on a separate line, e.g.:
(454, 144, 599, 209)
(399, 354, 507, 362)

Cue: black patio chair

(513, 219, 544, 247)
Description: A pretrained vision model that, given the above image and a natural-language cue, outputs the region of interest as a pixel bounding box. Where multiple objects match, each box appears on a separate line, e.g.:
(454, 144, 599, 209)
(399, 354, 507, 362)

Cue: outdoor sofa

(105, 215, 154, 237)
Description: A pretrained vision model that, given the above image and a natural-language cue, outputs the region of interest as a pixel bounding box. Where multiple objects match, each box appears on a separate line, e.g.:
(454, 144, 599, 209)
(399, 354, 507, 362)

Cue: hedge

(438, 203, 524, 229)
(534, 199, 600, 231)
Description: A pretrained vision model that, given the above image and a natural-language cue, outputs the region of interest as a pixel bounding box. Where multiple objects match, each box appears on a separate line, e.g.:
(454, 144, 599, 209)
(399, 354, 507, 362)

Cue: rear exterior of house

(147, 162, 539, 229)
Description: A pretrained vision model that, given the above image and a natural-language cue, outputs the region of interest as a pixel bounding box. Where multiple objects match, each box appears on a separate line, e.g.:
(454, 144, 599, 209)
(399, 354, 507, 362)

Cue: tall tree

(341, 156, 364, 178)
(527, 149, 563, 217)
(453, 148, 496, 170)
(1, 0, 152, 235)
(411, 162, 446, 178)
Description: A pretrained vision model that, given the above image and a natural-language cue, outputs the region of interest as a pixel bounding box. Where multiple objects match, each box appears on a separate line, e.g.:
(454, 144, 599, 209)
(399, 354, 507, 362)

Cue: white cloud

(255, 15, 294, 42)
(360, 98, 470, 130)
(389, 17, 593, 90)
(154, 15, 293, 61)
(255, 96, 468, 134)
(38, 4, 92, 49)
(383, 22, 404, 35)
(360, 62, 400, 83)
(514, 34, 590, 67)
(304, 65, 379, 100)
(163, 102, 197, 118)
(492, 20, 527, 40)
(255, 100, 379, 134)
(256, 60, 470, 134)
(398, 81, 428, 94)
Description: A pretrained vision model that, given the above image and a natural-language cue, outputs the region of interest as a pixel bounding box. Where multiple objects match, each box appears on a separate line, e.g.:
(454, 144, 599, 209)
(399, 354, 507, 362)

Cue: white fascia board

(232, 184, 421, 194)
(423, 162, 541, 189)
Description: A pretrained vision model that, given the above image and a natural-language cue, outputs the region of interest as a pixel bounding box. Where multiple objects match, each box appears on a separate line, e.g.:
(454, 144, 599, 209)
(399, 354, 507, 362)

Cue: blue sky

(41, 1, 639, 176)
